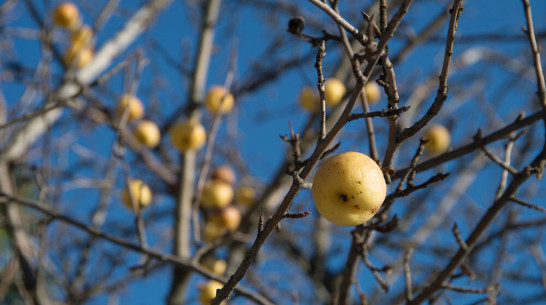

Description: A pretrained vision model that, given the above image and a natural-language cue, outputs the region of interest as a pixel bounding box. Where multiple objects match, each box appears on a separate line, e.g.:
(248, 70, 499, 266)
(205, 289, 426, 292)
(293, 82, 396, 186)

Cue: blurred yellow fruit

(70, 25, 93, 47)
(201, 256, 227, 275)
(423, 124, 451, 155)
(133, 120, 161, 148)
(52, 2, 80, 29)
(205, 86, 234, 114)
(199, 281, 226, 305)
(121, 179, 152, 211)
(202, 221, 225, 242)
(64, 43, 93, 68)
(299, 86, 319, 112)
(364, 82, 381, 104)
(211, 165, 236, 185)
(324, 78, 346, 107)
(201, 181, 234, 209)
(312, 152, 386, 226)
(210, 206, 241, 231)
(169, 118, 207, 152)
(118, 94, 145, 121)
(234, 186, 256, 207)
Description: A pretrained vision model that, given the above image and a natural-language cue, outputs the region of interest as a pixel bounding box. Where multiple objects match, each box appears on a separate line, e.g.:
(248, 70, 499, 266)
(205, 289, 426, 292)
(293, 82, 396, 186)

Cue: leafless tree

(0, 0, 545, 304)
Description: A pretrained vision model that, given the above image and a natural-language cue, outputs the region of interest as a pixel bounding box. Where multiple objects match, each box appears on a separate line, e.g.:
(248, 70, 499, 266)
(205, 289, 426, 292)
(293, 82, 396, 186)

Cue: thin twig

(441, 283, 491, 294)
(348, 106, 410, 121)
(315, 41, 327, 141)
(521, 0, 546, 122)
(473, 129, 518, 175)
(510, 197, 546, 213)
(403, 249, 414, 301)
(452, 223, 468, 251)
(397, 138, 427, 191)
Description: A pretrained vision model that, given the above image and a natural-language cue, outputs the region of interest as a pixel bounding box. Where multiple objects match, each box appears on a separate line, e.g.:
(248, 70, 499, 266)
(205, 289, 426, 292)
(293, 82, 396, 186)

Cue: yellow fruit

(133, 120, 161, 148)
(324, 78, 346, 107)
(52, 2, 80, 29)
(121, 179, 152, 211)
(117, 94, 145, 121)
(64, 43, 93, 68)
(205, 86, 234, 114)
(70, 25, 93, 46)
(299, 86, 319, 112)
(201, 256, 227, 275)
(364, 82, 381, 104)
(199, 281, 226, 305)
(211, 165, 236, 185)
(312, 152, 386, 226)
(234, 186, 256, 207)
(202, 221, 226, 242)
(210, 206, 241, 231)
(201, 181, 234, 209)
(169, 118, 207, 152)
(423, 124, 451, 155)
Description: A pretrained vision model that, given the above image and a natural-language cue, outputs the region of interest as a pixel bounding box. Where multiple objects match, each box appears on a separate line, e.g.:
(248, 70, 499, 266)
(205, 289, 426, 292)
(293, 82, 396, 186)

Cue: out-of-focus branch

(167, 0, 222, 303)
(0, 0, 174, 162)
(0, 192, 274, 305)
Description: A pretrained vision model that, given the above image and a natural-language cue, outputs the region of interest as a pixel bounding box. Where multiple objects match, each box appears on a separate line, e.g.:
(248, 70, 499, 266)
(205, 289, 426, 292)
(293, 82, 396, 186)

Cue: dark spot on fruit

(353, 205, 361, 210)
(350, 195, 355, 199)
(338, 193, 349, 202)
(371, 207, 379, 214)
(356, 181, 362, 184)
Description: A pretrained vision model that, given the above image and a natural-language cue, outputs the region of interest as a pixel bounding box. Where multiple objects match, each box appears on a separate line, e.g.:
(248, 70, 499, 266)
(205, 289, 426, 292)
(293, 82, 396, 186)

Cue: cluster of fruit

(299, 79, 382, 112)
(198, 165, 256, 304)
(119, 86, 237, 210)
(53, 2, 94, 68)
(201, 165, 257, 240)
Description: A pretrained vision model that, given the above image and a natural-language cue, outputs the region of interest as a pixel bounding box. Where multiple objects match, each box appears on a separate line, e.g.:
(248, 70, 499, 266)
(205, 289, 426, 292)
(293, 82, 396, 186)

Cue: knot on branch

(283, 211, 312, 219)
(287, 16, 305, 35)
(373, 215, 399, 233)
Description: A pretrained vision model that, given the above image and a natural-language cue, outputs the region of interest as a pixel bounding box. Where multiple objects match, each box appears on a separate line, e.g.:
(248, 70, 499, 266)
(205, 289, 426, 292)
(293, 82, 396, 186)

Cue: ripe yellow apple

(121, 179, 152, 211)
(70, 25, 93, 46)
(299, 86, 319, 112)
(211, 165, 236, 185)
(202, 221, 226, 242)
(133, 120, 161, 148)
(169, 118, 207, 152)
(234, 186, 256, 207)
(117, 94, 145, 121)
(364, 82, 381, 104)
(205, 86, 234, 114)
(199, 281, 226, 305)
(201, 256, 227, 275)
(324, 78, 346, 107)
(201, 181, 234, 209)
(210, 206, 241, 231)
(52, 2, 80, 29)
(64, 43, 93, 68)
(312, 152, 386, 226)
(423, 124, 451, 155)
